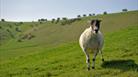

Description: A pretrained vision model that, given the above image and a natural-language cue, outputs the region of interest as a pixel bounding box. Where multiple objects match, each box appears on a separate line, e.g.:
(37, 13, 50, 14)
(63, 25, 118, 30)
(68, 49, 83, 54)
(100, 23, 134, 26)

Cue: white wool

(79, 26, 104, 52)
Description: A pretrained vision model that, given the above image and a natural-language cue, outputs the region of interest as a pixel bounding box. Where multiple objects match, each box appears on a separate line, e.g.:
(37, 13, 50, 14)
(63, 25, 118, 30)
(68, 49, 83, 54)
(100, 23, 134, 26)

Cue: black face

(91, 19, 101, 33)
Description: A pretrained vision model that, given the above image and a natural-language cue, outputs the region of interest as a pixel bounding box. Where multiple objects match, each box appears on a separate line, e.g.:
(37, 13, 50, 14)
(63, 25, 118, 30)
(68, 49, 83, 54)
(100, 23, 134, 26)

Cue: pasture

(0, 10, 138, 77)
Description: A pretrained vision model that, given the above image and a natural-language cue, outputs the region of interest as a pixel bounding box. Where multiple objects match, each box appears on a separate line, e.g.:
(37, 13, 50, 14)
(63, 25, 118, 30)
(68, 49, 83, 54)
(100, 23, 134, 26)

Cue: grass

(0, 25, 138, 77)
(0, 10, 138, 77)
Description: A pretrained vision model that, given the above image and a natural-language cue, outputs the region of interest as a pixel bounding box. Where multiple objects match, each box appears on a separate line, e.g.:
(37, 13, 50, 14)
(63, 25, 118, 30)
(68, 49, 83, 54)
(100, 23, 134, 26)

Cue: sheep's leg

(83, 48, 90, 70)
(92, 51, 98, 69)
(99, 50, 104, 62)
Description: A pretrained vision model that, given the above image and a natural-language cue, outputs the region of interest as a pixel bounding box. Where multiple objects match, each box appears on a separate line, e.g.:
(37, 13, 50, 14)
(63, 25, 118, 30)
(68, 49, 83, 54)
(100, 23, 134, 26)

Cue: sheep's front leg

(92, 51, 98, 69)
(83, 49, 90, 70)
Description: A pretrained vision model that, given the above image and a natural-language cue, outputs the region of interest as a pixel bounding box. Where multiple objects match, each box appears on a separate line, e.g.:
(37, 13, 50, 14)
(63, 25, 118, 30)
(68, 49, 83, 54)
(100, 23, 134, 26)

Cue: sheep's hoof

(87, 67, 90, 71)
(102, 59, 104, 62)
(92, 67, 95, 69)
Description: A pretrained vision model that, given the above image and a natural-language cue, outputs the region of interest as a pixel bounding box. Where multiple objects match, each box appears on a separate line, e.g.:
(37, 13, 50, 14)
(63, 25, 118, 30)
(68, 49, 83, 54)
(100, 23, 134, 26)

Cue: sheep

(79, 19, 104, 70)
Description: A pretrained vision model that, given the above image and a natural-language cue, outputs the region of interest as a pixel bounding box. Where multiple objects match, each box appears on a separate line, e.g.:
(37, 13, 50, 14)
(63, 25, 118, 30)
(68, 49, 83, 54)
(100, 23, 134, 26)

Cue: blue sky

(0, 0, 138, 21)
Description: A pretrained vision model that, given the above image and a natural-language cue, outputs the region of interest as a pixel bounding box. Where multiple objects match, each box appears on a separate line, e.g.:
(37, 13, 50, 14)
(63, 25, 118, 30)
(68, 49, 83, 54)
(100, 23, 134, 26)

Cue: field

(0, 10, 138, 77)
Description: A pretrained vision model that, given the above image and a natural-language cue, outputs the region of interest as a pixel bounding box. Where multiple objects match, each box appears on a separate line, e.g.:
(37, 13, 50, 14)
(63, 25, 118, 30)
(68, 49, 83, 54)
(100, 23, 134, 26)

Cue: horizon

(0, 10, 138, 22)
(1, 0, 138, 22)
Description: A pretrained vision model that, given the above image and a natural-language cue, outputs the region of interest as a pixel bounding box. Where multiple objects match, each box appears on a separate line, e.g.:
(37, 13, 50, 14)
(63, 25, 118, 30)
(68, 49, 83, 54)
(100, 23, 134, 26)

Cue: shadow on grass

(101, 59, 138, 71)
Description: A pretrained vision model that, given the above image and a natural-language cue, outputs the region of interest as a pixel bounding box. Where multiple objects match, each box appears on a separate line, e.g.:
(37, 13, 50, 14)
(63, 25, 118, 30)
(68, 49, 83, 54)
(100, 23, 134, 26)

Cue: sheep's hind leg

(83, 48, 90, 71)
(99, 50, 104, 62)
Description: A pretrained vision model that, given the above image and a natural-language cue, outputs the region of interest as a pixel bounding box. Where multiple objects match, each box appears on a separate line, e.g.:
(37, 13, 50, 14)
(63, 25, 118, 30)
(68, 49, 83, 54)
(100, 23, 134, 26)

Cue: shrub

(0, 26, 2, 29)
(17, 39, 22, 42)
(8, 24, 12, 28)
(61, 18, 81, 25)
(6, 29, 10, 32)
(1, 19, 5, 22)
(57, 18, 60, 21)
(93, 13, 95, 16)
(89, 14, 92, 16)
(39, 21, 42, 24)
(15, 27, 21, 32)
(38, 18, 47, 22)
(77, 15, 81, 18)
(51, 18, 55, 23)
(40, 19, 45, 21)
(62, 17, 68, 20)
(19, 22, 23, 24)
(83, 14, 86, 17)
(6, 29, 15, 38)
(122, 9, 128, 12)
(103, 11, 107, 15)
(56, 18, 60, 23)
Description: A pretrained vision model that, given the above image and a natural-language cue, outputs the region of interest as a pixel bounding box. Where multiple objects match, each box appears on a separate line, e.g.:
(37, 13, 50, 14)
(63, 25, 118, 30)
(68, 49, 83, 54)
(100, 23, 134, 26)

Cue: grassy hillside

(0, 25, 138, 77)
(0, 21, 39, 45)
(0, 11, 138, 48)
(0, 10, 138, 77)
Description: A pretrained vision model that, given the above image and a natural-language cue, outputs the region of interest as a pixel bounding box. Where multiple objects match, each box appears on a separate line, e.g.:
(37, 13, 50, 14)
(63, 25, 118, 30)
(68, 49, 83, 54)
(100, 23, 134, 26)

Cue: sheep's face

(91, 19, 101, 33)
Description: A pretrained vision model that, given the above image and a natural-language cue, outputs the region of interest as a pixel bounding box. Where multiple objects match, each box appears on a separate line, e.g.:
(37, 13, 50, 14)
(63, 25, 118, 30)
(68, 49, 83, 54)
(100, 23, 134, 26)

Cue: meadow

(0, 10, 138, 77)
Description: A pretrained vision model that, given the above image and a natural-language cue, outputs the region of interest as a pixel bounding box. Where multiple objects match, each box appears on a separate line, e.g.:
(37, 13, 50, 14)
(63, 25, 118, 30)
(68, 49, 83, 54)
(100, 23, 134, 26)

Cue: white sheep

(79, 19, 104, 70)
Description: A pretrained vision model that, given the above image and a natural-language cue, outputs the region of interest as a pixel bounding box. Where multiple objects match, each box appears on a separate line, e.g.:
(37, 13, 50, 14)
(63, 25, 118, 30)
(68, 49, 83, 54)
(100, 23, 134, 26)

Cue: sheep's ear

(91, 20, 95, 25)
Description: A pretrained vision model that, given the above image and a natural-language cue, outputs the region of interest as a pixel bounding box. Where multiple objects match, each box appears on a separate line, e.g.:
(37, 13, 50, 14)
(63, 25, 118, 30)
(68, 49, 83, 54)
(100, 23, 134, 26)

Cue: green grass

(0, 10, 138, 77)
(0, 25, 138, 77)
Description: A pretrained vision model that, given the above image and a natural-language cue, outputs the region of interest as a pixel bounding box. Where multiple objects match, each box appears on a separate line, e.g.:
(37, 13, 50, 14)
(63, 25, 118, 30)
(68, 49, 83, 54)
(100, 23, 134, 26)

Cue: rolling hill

(0, 10, 138, 77)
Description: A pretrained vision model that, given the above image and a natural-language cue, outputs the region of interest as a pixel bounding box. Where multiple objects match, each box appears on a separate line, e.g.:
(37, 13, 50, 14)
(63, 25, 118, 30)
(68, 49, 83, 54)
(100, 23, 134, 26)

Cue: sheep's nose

(95, 30, 98, 33)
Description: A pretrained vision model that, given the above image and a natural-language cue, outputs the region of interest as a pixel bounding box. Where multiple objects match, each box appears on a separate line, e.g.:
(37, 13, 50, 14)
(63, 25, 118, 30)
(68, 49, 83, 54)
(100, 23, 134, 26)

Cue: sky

(0, 0, 138, 21)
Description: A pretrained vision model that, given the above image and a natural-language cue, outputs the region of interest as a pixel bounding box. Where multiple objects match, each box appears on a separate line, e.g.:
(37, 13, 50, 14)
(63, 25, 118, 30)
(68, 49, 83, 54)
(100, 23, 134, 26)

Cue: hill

(0, 10, 138, 77)
(0, 11, 138, 48)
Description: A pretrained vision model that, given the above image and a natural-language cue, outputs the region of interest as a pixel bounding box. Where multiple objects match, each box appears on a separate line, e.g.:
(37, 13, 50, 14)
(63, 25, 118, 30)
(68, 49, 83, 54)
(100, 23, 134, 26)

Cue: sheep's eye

(96, 23, 100, 28)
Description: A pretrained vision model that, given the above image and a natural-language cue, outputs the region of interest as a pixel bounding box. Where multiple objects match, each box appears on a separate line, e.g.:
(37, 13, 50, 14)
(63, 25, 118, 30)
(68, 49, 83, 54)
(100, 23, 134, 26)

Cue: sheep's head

(90, 19, 102, 33)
